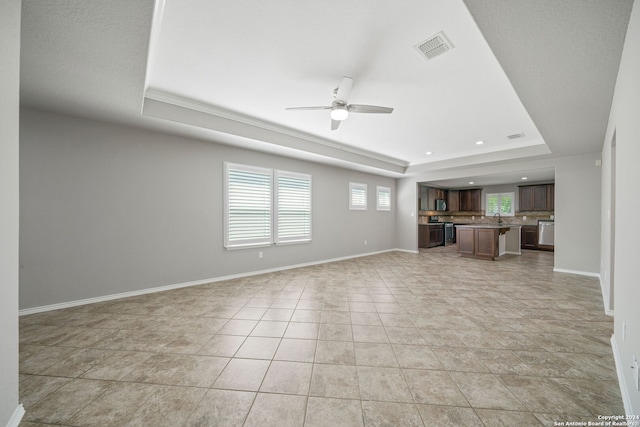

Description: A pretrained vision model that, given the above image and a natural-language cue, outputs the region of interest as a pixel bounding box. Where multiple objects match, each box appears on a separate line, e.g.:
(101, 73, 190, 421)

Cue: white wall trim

(394, 248, 419, 254)
(552, 267, 600, 278)
(611, 334, 634, 416)
(599, 277, 614, 316)
(6, 404, 24, 427)
(20, 249, 404, 315)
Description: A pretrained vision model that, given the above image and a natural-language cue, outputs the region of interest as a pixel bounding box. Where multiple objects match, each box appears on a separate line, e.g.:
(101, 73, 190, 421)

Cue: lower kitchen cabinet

(419, 224, 444, 248)
(456, 226, 509, 260)
(521, 225, 538, 249)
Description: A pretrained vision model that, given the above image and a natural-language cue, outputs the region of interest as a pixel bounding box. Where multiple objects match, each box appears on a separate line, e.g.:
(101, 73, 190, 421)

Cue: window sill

(225, 242, 273, 251)
(275, 239, 312, 246)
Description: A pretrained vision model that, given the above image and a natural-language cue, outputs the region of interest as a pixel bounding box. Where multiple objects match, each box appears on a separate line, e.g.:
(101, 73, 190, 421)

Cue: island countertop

(455, 224, 515, 229)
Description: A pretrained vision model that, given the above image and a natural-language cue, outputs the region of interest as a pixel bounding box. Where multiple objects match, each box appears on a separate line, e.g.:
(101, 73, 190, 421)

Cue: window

(275, 170, 312, 244)
(376, 186, 391, 211)
(349, 182, 367, 210)
(224, 162, 312, 249)
(224, 163, 272, 248)
(486, 192, 515, 217)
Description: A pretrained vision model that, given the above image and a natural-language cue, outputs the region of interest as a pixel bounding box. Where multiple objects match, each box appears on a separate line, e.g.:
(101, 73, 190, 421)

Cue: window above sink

(486, 192, 515, 217)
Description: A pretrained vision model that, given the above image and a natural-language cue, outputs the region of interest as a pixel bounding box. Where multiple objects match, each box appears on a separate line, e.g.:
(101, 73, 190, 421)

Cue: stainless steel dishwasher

(538, 220, 554, 250)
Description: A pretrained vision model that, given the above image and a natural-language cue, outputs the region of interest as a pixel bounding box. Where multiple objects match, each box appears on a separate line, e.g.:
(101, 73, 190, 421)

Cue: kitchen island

(456, 224, 521, 260)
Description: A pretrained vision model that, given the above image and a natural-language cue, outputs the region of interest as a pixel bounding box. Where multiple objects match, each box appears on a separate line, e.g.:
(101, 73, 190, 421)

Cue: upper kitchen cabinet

(458, 189, 482, 212)
(418, 185, 448, 211)
(518, 184, 554, 212)
(447, 190, 459, 212)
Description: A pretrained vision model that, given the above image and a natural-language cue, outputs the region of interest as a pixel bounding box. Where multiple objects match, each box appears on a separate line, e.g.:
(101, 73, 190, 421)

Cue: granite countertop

(454, 224, 516, 229)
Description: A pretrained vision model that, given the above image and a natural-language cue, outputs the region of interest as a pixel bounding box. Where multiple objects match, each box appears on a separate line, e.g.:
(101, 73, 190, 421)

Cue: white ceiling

(19, 0, 634, 184)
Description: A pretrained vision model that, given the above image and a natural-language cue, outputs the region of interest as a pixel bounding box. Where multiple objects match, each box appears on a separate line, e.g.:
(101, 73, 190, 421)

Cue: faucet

(493, 212, 503, 224)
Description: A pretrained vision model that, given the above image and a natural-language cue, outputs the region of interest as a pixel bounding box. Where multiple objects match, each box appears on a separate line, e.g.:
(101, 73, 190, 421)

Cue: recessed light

(425, 151, 432, 155)
(521, 177, 528, 180)
(475, 140, 484, 145)
(469, 181, 475, 185)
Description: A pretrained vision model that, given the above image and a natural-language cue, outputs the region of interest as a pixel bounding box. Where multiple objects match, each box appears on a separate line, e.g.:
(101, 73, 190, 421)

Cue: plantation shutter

(377, 186, 391, 211)
(275, 171, 312, 244)
(349, 182, 367, 210)
(224, 163, 272, 248)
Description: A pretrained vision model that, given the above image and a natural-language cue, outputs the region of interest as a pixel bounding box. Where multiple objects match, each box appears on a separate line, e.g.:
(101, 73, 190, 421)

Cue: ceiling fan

(285, 76, 394, 130)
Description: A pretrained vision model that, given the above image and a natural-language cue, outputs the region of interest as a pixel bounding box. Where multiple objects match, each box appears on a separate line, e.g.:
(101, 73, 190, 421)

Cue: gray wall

(19, 109, 397, 310)
(395, 179, 419, 252)
(554, 153, 602, 275)
(0, 0, 21, 424)
(604, 0, 640, 413)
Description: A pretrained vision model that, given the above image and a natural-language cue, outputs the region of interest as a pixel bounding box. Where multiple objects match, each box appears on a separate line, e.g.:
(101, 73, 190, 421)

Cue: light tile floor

(18, 247, 623, 426)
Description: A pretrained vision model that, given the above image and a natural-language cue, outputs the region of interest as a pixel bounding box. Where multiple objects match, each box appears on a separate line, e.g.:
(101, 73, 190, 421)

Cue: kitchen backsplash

(418, 213, 554, 226)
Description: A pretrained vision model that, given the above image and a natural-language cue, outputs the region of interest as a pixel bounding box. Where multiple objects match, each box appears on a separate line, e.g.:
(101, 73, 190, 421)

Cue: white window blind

(376, 186, 391, 211)
(275, 170, 312, 244)
(350, 182, 367, 210)
(224, 163, 272, 248)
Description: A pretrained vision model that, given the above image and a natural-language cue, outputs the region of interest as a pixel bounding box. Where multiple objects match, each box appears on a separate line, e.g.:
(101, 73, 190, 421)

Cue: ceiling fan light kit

(330, 106, 349, 121)
(286, 76, 393, 130)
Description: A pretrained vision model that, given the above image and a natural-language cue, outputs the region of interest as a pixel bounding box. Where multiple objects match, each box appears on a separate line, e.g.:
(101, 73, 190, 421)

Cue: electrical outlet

(258, 251, 263, 259)
(523, 215, 527, 220)
(364, 240, 368, 245)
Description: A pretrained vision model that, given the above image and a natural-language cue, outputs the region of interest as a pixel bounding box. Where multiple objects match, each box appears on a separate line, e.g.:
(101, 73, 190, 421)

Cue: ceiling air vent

(507, 133, 526, 140)
(415, 31, 454, 60)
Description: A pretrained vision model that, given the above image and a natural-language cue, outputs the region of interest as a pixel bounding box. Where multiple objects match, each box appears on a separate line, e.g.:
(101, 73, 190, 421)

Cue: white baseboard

(19, 248, 403, 316)
(611, 334, 634, 416)
(6, 404, 24, 427)
(598, 276, 614, 316)
(394, 248, 419, 254)
(552, 267, 600, 278)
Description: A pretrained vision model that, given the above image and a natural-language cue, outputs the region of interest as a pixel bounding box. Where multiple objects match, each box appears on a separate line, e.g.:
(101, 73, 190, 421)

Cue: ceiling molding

(143, 90, 408, 174)
(405, 143, 551, 176)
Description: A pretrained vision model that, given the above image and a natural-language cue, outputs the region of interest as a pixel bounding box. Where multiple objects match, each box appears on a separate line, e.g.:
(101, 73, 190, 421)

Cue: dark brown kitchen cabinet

(429, 224, 444, 247)
(434, 188, 446, 201)
(458, 189, 481, 211)
(419, 224, 444, 248)
(456, 226, 509, 260)
(519, 184, 554, 212)
(521, 225, 538, 249)
(447, 190, 459, 212)
(546, 184, 554, 211)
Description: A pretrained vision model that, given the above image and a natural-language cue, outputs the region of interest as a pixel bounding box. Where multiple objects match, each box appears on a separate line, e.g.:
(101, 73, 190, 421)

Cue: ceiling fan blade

(331, 119, 341, 130)
(335, 77, 353, 102)
(285, 106, 332, 111)
(348, 104, 394, 114)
